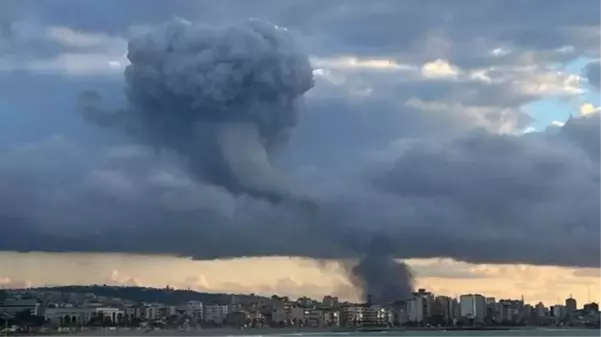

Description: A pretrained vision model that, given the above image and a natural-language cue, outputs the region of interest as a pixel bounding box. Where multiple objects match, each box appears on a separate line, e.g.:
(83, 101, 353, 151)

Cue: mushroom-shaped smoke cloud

(83, 18, 314, 201)
(80, 18, 414, 302)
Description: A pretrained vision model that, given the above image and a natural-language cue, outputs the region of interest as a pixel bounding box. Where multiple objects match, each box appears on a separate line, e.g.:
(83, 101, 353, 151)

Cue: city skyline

(1, 252, 598, 307)
(2, 283, 599, 330)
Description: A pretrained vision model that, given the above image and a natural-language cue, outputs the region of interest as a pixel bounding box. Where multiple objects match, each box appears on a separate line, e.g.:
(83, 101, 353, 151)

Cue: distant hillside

(32, 285, 268, 305)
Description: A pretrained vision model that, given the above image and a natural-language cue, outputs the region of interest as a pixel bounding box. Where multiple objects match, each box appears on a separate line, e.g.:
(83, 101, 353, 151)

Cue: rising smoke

(341, 236, 415, 304)
(80, 18, 414, 302)
(82, 18, 314, 202)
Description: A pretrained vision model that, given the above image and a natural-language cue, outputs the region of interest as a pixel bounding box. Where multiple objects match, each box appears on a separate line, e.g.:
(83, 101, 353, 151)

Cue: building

(339, 305, 363, 327)
(159, 305, 177, 318)
(225, 311, 247, 327)
(304, 309, 324, 326)
(551, 305, 566, 319)
(566, 297, 577, 313)
(497, 299, 523, 323)
(393, 303, 409, 325)
(584, 302, 599, 313)
(45, 307, 94, 326)
(322, 296, 339, 308)
(0, 299, 41, 317)
(203, 304, 229, 325)
(406, 289, 433, 323)
(44, 306, 124, 326)
(535, 302, 547, 317)
(323, 310, 339, 327)
(125, 305, 160, 321)
(433, 296, 456, 324)
(91, 307, 125, 324)
(460, 294, 486, 322)
(271, 305, 305, 326)
(362, 305, 391, 327)
(182, 301, 203, 322)
(296, 297, 313, 308)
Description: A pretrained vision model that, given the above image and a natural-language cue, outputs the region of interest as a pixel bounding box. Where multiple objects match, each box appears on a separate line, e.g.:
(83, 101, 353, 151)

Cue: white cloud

(311, 56, 415, 72)
(0, 276, 33, 289)
(523, 126, 537, 134)
(514, 71, 584, 96)
(1, 23, 128, 75)
(0, 52, 128, 75)
(490, 47, 511, 57)
(46, 27, 126, 50)
(580, 103, 600, 116)
(420, 59, 461, 78)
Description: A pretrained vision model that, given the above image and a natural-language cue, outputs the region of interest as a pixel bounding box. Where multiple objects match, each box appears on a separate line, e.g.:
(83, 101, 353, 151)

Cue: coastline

(15, 326, 594, 337)
(41, 325, 596, 336)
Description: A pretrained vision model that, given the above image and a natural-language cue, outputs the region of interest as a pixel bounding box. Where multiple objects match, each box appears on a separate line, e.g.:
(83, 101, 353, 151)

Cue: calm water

(245, 329, 601, 337)
(284, 330, 601, 336)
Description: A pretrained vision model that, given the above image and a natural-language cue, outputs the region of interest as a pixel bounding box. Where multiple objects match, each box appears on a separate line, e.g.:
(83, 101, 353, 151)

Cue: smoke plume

(82, 18, 314, 201)
(342, 236, 415, 304)
(81, 18, 411, 301)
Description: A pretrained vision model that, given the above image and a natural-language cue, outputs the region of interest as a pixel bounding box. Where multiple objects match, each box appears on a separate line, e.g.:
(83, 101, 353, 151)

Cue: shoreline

(26, 325, 596, 336)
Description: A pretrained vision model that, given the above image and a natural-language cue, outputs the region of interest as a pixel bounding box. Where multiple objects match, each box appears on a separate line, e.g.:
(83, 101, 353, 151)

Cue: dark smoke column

(343, 236, 415, 304)
(88, 18, 314, 202)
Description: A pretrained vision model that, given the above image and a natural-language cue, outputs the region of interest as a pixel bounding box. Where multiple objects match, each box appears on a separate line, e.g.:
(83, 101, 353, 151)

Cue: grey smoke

(83, 18, 314, 202)
(342, 236, 415, 304)
(80, 18, 408, 298)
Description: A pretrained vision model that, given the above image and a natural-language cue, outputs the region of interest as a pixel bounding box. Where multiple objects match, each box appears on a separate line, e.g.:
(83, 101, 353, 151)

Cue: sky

(0, 0, 600, 306)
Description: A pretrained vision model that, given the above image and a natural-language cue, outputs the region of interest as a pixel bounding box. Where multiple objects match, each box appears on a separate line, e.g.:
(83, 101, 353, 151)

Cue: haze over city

(0, 0, 600, 310)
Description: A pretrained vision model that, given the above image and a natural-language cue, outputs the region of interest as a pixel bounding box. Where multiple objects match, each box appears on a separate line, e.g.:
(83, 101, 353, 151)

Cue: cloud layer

(0, 0, 599, 283)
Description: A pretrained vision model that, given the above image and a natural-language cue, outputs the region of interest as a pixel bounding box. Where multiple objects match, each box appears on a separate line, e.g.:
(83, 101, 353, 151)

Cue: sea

(72, 328, 601, 337)
(230, 329, 601, 337)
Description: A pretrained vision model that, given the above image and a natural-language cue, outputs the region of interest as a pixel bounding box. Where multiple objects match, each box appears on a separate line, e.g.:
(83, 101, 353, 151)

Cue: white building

(203, 304, 228, 324)
(407, 298, 421, 322)
(339, 305, 363, 326)
(362, 305, 392, 326)
(44, 307, 124, 326)
(407, 289, 433, 323)
(126, 305, 161, 321)
(159, 305, 177, 318)
(181, 301, 203, 322)
(460, 294, 486, 321)
(45, 307, 93, 325)
(95, 307, 124, 322)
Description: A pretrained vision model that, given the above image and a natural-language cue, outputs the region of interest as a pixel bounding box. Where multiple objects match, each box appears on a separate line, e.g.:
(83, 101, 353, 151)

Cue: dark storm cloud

(2, 0, 599, 66)
(0, 0, 599, 298)
(0, 114, 599, 269)
(584, 61, 600, 89)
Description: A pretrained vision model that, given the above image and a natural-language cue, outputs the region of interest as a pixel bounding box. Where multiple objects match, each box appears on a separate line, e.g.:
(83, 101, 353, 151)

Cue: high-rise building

(551, 305, 566, 319)
(407, 289, 433, 323)
(584, 302, 599, 313)
(535, 302, 547, 317)
(459, 294, 486, 322)
(433, 296, 458, 324)
(565, 296, 577, 313)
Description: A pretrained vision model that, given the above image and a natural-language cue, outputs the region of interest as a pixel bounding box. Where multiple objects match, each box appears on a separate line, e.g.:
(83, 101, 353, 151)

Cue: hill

(31, 285, 268, 305)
